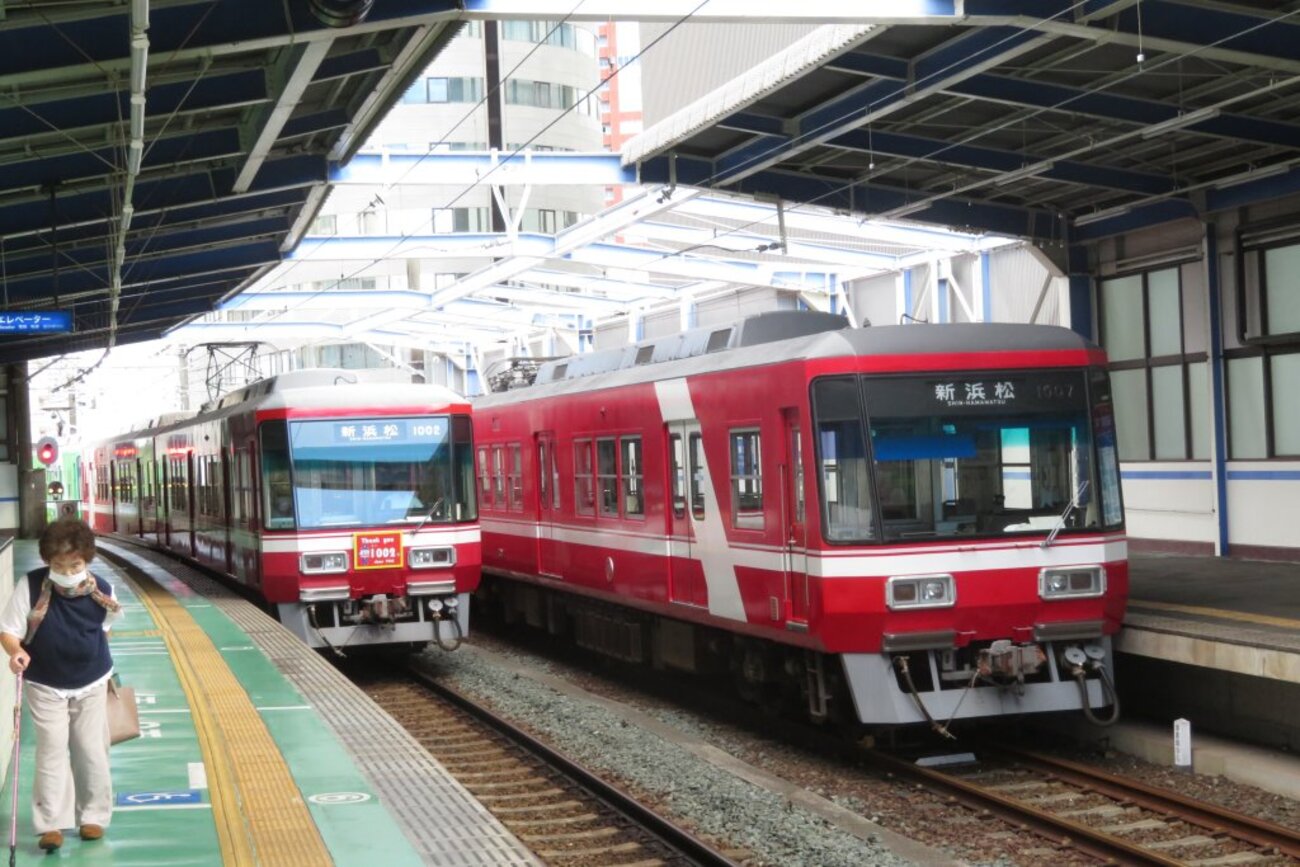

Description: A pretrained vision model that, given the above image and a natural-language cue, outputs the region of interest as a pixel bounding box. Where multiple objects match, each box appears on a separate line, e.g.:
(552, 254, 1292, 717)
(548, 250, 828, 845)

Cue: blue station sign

(0, 311, 72, 334)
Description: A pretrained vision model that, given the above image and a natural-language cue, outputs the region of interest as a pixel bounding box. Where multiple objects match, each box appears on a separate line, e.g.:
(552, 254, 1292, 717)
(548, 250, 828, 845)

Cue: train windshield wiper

(1042, 480, 1088, 549)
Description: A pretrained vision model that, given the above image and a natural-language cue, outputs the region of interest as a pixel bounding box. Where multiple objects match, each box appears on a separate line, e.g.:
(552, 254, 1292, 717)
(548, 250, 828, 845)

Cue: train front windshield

(812, 369, 1123, 543)
(261, 415, 477, 530)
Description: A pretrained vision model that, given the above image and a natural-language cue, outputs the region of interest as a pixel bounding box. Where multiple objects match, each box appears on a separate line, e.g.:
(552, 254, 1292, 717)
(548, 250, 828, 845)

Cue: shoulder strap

(23, 578, 54, 644)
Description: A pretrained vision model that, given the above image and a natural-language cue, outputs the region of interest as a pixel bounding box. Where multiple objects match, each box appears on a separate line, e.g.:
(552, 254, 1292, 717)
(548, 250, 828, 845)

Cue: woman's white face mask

(49, 569, 88, 589)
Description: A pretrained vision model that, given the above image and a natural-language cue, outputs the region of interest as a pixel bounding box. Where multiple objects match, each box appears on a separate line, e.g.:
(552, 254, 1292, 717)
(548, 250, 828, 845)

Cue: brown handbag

(106, 679, 140, 745)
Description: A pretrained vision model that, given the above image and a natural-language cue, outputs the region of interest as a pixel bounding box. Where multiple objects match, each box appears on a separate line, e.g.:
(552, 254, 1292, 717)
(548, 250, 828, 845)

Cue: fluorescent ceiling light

(1073, 205, 1132, 226)
(1140, 107, 1221, 139)
(1212, 162, 1292, 190)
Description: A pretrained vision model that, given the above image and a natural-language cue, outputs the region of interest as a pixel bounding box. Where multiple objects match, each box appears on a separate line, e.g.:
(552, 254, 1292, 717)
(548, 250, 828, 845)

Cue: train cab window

(811, 377, 876, 542)
(668, 433, 685, 519)
(452, 415, 478, 522)
(688, 433, 706, 519)
(477, 446, 492, 508)
(507, 443, 523, 511)
(597, 438, 618, 517)
(621, 437, 643, 517)
(705, 329, 731, 353)
(574, 439, 594, 515)
(260, 421, 294, 529)
(729, 430, 763, 529)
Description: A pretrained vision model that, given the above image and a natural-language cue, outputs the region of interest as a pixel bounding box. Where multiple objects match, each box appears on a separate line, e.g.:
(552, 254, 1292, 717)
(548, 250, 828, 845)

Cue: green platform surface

(6, 542, 423, 866)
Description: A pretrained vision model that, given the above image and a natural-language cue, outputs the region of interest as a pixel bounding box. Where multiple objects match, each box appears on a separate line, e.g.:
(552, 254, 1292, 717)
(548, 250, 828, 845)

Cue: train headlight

(300, 552, 348, 574)
(886, 574, 956, 610)
(408, 546, 456, 569)
(1039, 565, 1105, 600)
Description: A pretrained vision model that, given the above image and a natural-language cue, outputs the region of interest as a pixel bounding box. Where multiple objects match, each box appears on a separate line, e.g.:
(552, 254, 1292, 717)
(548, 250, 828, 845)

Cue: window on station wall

(1227, 236, 1300, 459)
(1099, 265, 1210, 461)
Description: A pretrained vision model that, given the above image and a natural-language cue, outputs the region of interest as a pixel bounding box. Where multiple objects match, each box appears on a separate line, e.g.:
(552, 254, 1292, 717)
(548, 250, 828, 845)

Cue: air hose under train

(1066, 646, 1121, 726)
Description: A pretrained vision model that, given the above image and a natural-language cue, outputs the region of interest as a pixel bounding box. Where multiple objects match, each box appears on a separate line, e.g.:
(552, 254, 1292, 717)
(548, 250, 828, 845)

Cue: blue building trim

(1226, 470, 1300, 481)
(1205, 226, 1231, 557)
(1120, 470, 1213, 480)
(937, 277, 948, 323)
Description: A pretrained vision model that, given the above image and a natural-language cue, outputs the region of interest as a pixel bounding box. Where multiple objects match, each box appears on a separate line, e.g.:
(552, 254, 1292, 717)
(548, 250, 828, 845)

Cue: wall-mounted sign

(0, 311, 72, 334)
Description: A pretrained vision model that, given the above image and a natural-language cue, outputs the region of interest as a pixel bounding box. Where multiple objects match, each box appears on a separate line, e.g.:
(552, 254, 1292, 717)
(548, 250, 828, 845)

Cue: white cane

(8, 670, 23, 867)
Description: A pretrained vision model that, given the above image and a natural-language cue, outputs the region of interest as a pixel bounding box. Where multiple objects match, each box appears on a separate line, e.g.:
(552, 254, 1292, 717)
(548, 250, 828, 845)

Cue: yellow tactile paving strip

(128, 571, 333, 866)
(1130, 598, 1300, 631)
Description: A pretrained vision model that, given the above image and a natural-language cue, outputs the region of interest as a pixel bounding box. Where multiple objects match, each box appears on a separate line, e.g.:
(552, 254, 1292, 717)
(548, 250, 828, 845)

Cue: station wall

(1088, 194, 1300, 560)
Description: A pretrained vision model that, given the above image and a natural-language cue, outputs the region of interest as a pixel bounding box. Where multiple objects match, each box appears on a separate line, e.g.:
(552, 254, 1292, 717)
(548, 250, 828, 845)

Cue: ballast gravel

(412, 645, 917, 867)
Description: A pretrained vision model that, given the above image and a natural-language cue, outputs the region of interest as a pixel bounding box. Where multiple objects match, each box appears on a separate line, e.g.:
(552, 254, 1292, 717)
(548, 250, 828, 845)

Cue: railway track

(868, 745, 1300, 866)
(352, 663, 745, 867)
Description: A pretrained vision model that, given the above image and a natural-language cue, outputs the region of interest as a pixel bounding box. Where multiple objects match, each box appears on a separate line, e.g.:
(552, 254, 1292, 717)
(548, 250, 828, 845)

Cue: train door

(666, 421, 700, 605)
(781, 409, 810, 626)
(160, 459, 171, 547)
(222, 449, 234, 575)
(108, 462, 119, 533)
(137, 457, 153, 539)
(536, 432, 560, 577)
(186, 452, 197, 555)
(247, 444, 262, 589)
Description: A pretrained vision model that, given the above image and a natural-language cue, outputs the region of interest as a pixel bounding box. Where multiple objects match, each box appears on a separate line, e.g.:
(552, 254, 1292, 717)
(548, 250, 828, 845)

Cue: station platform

(0, 538, 537, 866)
(1117, 552, 1300, 750)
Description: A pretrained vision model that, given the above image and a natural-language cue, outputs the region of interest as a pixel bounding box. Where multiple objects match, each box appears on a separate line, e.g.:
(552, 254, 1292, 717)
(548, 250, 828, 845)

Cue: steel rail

(865, 748, 1184, 866)
(404, 665, 741, 867)
(998, 747, 1300, 860)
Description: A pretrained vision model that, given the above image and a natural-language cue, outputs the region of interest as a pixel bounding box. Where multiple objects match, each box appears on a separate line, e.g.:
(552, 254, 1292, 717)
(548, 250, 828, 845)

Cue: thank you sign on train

(354, 530, 403, 570)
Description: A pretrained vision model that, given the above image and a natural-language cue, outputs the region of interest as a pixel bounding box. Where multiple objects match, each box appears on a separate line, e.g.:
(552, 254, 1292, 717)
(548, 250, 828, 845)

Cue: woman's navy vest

(21, 568, 113, 690)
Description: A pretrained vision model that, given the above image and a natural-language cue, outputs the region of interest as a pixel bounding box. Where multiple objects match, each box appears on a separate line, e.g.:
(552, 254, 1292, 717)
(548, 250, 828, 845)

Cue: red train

(83, 368, 479, 653)
(475, 311, 1127, 728)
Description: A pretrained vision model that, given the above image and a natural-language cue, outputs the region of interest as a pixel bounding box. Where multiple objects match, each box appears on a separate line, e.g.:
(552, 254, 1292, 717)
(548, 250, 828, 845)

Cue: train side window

(477, 446, 492, 508)
(688, 433, 705, 519)
(507, 443, 523, 511)
(597, 438, 618, 517)
(453, 416, 478, 522)
(492, 446, 505, 506)
(621, 437, 643, 518)
(260, 421, 294, 529)
(574, 439, 594, 515)
(668, 433, 685, 519)
(550, 441, 561, 510)
(730, 429, 763, 529)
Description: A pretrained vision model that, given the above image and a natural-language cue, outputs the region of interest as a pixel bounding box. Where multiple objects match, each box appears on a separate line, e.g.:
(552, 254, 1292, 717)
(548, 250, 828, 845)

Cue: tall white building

(189, 19, 606, 400)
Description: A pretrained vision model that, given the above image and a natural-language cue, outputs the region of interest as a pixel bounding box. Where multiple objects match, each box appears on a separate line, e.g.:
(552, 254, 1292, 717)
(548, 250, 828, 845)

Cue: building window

(730, 430, 763, 529)
(1227, 237, 1300, 458)
(574, 439, 594, 515)
(1099, 265, 1209, 461)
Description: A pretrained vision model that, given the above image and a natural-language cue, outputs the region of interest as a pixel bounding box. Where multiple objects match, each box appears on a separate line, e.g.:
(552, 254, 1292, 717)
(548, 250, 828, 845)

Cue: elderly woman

(0, 518, 122, 852)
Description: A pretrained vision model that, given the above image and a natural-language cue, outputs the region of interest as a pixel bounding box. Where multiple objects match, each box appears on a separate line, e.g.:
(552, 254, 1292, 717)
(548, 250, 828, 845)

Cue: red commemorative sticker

(353, 531, 403, 570)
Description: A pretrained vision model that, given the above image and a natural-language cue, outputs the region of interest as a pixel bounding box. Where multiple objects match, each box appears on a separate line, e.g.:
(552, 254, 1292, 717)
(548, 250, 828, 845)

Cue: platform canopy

(617, 3, 1300, 244)
(0, 0, 466, 365)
